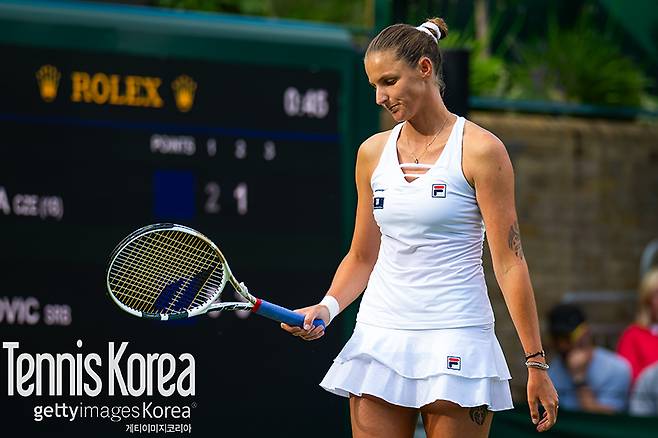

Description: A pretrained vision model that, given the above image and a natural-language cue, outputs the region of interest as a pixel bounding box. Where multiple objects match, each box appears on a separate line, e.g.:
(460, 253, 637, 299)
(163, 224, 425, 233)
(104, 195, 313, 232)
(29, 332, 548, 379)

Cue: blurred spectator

(547, 304, 631, 414)
(629, 362, 658, 417)
(617, 268, 658, 384)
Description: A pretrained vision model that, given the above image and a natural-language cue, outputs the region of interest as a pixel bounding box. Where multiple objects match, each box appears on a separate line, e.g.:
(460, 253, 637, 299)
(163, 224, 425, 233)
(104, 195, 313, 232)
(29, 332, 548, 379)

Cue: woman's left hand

(527, 368, 559, 432)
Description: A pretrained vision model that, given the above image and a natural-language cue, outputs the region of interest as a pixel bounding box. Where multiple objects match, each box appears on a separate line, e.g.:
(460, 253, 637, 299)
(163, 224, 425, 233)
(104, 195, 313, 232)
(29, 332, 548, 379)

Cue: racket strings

(110, 234, 190, 312)
(154, 232, 224, 312)
(112, 233, 221, 314)
(110, 231, 191, 310)
(109, 230, 224, 315)
(110, 233, 162, 309)
(146, 231, 219, 313)
(122, 231, 222, 312)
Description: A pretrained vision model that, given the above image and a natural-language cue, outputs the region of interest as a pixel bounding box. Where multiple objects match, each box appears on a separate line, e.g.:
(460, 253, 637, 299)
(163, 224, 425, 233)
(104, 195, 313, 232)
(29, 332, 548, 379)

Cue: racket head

(106, 223, 230, 320)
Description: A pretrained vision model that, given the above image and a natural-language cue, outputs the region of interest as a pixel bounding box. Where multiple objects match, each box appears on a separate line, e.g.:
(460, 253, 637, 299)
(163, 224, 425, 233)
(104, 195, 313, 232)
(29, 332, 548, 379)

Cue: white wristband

(319, 295, 340, 324)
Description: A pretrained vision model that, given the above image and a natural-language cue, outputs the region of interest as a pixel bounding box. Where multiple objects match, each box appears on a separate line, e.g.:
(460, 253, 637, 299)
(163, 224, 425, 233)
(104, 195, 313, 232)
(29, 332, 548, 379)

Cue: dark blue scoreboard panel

(0, 3, 364, 436)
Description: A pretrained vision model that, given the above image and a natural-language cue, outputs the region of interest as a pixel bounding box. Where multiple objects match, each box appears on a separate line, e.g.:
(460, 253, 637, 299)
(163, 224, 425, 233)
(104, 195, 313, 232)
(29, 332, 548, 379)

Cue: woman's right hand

(280, 304, 330, 341)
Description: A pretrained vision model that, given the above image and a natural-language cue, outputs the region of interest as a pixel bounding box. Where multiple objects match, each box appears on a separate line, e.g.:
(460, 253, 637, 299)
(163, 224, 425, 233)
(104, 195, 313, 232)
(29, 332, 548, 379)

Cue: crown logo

(171, 75, 197, 112)
(35, 65, 61, 102)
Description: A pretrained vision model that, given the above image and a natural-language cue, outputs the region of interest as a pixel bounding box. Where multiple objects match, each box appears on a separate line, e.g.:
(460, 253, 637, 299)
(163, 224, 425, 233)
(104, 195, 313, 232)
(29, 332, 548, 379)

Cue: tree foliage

(153, 0, 370, 26)
(509, 14, 651, 107)
(148, 0, 654, 108)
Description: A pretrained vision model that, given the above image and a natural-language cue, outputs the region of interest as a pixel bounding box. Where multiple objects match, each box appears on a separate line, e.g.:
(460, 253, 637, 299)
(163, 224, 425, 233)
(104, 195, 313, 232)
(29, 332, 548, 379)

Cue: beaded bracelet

(525, 360, 550, 370)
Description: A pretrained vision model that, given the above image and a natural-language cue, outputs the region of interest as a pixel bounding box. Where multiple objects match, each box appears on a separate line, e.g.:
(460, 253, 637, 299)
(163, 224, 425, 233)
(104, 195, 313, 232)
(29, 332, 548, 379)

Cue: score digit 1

(233, 183, 247, 215)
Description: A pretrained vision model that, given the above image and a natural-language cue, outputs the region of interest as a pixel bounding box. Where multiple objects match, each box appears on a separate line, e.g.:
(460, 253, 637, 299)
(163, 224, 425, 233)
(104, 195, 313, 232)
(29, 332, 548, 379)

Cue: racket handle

(252, 299, 325, 329)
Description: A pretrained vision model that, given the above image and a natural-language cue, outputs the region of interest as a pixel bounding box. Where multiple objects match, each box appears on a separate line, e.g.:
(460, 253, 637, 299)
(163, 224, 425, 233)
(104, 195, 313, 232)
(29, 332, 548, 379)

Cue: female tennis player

(281, 17, 558, 437)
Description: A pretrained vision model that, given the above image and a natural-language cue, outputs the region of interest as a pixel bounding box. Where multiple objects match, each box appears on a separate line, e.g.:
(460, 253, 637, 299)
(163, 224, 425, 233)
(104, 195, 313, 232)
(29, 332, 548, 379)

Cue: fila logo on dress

(447, 356, 461, 370)
(432, 183, 447, 198)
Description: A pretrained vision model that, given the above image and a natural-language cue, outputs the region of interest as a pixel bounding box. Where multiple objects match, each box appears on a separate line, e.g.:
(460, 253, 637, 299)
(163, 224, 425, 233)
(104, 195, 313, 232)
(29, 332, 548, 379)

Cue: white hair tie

(415, 21, 441, 43)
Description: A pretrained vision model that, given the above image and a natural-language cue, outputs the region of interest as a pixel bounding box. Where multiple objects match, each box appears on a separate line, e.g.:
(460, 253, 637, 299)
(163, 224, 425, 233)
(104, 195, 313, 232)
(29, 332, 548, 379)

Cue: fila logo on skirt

(447, 356, 461, 370)
(373, 197, 385, 209)
(432, 183, 447, 198)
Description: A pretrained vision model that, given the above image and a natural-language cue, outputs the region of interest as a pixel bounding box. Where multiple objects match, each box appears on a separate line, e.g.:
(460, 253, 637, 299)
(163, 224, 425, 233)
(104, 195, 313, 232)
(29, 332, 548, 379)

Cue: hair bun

(426, 17, 448, 41)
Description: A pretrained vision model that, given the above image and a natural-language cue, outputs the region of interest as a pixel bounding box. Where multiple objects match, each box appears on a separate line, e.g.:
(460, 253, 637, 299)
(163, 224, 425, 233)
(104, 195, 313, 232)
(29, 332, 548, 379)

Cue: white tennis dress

(320, 117, 513, 410)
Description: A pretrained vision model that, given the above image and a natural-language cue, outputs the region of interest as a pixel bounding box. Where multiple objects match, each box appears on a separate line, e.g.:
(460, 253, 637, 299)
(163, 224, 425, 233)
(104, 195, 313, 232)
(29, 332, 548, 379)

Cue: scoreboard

(0, 1, 378, 436)
(1, 44, 343, 267)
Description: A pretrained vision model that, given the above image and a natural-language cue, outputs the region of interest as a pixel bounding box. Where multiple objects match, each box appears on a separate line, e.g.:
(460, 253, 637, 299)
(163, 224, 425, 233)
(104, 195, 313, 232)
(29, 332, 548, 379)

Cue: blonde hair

(637, 267, 658, 326)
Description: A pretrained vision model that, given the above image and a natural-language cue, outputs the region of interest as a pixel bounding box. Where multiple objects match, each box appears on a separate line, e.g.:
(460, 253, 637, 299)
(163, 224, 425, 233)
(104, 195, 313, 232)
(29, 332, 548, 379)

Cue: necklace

(406, 115, 449, 164)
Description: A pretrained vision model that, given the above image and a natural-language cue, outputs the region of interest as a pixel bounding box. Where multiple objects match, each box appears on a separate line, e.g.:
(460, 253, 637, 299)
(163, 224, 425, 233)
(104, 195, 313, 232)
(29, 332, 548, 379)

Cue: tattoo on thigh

(508, 221, 524, 260)
(469, 405, 488, 426)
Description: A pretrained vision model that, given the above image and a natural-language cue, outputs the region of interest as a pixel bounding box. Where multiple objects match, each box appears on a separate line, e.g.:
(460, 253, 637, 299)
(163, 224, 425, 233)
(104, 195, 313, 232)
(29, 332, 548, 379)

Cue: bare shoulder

(357, 130, 391, 173)
(463, 119, 508, 160)
(358, 130, 390, 160)
(462, 120, 511, 184)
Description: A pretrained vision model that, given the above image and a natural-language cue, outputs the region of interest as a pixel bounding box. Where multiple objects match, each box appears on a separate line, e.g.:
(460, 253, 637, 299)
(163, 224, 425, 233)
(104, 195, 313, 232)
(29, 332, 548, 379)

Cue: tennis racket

(106, 223, 324, 328)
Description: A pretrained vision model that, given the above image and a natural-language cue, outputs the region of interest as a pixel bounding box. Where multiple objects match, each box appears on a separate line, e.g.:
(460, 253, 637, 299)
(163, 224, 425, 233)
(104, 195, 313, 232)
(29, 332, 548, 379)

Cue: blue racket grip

(252, 299, 325, 329)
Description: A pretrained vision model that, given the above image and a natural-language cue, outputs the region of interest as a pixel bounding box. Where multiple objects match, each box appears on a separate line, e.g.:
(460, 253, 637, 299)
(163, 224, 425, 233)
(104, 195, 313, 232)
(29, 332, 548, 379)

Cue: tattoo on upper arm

(469, 405, 488, 426)
(508, 220, 524, 260)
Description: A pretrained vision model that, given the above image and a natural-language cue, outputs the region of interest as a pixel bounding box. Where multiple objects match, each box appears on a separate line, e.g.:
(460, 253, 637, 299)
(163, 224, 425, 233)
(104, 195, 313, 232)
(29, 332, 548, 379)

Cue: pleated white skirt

(320, 322, 513, 411)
